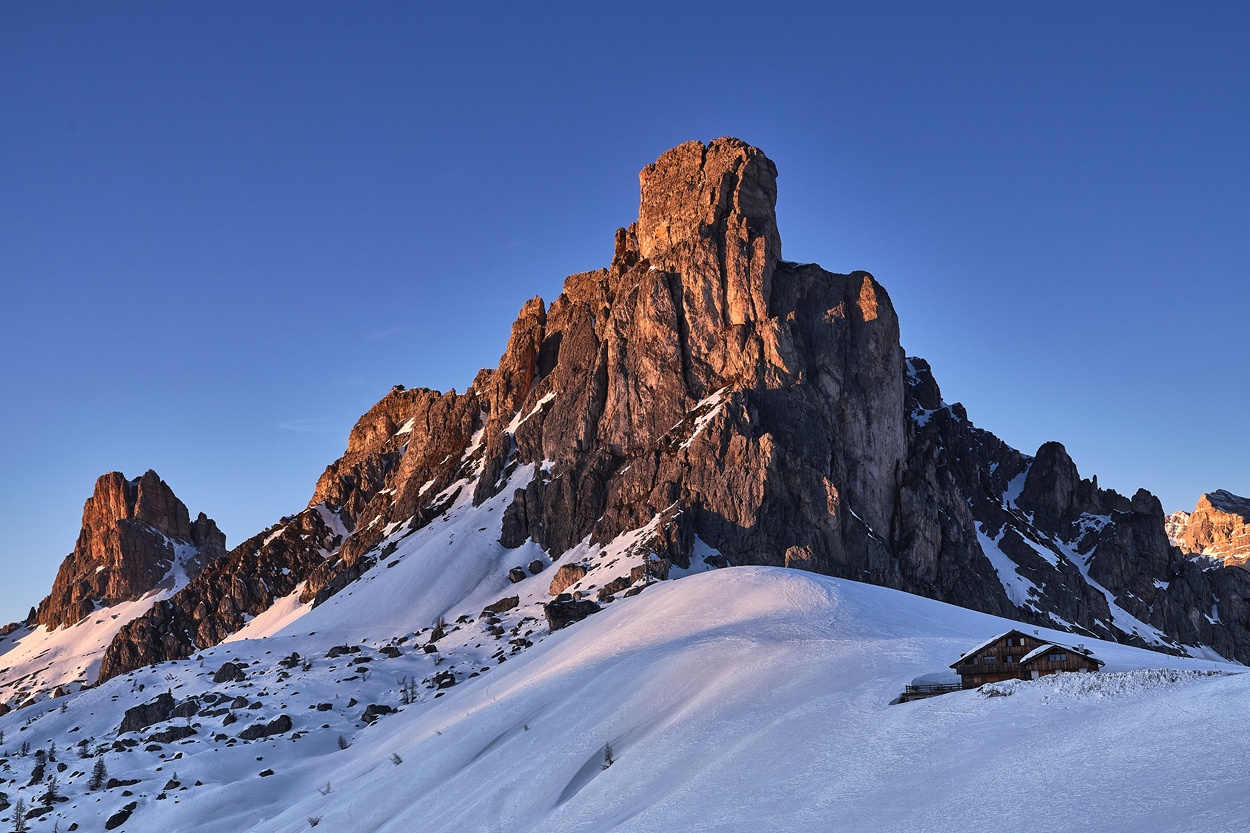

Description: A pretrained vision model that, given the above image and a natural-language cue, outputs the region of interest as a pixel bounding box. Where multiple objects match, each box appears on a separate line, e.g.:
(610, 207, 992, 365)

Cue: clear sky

(2, 2, 1247, 625)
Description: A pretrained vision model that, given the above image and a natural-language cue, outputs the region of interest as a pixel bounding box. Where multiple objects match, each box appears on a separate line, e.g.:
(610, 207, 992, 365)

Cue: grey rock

(212, 662, 246, 683)
(118, 692, 174, 734)
(237, 714, 291, 740)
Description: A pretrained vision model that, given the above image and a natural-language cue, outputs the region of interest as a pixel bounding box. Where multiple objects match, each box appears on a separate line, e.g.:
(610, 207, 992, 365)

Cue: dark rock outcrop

(544, 599, 600, 631)
(35, 471, 225, 630)
(105, 801, 137, 830)
(361, 704, 394, 723)
(97, 508, 344, 682)
(212, 662, 247, 684)
(237, 714, 291, 740)
(144, 725, 196, 744)
(119, 692, 174, 735)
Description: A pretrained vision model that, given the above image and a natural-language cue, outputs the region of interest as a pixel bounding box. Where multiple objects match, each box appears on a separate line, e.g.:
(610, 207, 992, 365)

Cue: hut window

(983, 656, 997, 665)
(1048, 652, 1067, 662)
(1005, 655, 1014, 663)
(1006, 637, 1017, 646)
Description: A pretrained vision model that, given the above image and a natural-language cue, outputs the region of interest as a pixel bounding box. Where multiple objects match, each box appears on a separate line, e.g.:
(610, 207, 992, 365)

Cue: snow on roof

(1020, 641, 1104, 666)
(949, 629, 1029, 666)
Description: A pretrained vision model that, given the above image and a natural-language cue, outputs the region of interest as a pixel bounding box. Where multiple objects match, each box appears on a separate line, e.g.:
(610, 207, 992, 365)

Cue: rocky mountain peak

(33, 470, 226, 630)
(1172, 489, 1250, 565)
(82, 470, 192, 541)
(77, 138, 1250, 682)
(637, 137, 780, 260)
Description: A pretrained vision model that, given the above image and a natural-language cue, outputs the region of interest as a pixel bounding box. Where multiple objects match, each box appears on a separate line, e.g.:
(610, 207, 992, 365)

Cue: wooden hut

(1018, 641, 1104, 679)
(950, 629, 1103, 687)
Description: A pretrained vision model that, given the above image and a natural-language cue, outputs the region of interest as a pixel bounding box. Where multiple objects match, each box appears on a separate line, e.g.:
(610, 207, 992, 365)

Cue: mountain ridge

(7, 138, 1250, 710)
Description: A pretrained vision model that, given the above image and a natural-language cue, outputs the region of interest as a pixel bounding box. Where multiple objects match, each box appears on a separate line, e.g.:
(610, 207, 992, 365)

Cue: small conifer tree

(89, 757, 108, 791)
(12, 797, 29, 833)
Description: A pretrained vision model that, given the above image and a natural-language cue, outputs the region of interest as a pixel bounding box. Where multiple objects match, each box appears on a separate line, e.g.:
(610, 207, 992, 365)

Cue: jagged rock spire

(34, 470, 225, 629)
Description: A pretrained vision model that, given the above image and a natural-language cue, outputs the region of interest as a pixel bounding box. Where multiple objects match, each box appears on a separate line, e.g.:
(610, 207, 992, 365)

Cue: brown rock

(548, 564, 587, 596)
(35, 471, 226, 630)
(482, 596, 519, 616)
(1173, 491, 1250, 565)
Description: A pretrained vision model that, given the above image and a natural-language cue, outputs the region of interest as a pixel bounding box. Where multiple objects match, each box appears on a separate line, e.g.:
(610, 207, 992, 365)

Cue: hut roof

(1019, 641, 1104, 667)
(949, 629, 1030, 667)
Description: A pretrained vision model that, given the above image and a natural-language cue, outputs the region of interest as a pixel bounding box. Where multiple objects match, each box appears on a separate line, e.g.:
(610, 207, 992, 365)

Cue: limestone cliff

(34, 471, 225, 630)
(1170, 491, 1250, 565)
(87, 138, 1250, 677)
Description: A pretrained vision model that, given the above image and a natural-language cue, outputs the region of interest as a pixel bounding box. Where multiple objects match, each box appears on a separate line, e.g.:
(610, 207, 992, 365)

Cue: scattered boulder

(482, 596, 520, 616)
(548, 564, 587, 596)
(259, 769, 275, 777)
(326, 644, 360, 659)
(238, 714, 292, 741)
(105, 801, 137, 830)
(278, 652, 302, 669)
(171, 697, 200, 719)
(596, 575, 632, 601)
(507, 567, 527, 583)
(212, 661, 247, 683)
(144, 726, 196, 744)
(105, 778, 140, 790)
(119, 692, 175, 734)
(380, 645, 402, 658)
(362, 704, 395, 723)
(432, 670, 456, 689)
(544, 599, 600, 631)
(528, 559, 545, 574)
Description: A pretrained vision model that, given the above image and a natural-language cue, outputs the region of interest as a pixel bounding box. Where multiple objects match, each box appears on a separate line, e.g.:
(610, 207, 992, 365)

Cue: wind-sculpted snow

(1, 567, 1246, 833)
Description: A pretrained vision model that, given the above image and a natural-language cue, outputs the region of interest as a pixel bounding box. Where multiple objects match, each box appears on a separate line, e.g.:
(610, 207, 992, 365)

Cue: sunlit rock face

(34, 470, 225, 630)
(1171, 490, 1250, 565)
(63, 139, 1250, 676)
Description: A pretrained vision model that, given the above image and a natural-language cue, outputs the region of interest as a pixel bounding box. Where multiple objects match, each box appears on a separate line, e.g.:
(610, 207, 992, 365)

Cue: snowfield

(2, 563, 1247, 833)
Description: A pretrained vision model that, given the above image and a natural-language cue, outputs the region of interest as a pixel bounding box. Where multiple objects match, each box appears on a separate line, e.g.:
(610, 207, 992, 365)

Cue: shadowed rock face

(34, 471, 225, 630)
(85, 138, 1250, 674)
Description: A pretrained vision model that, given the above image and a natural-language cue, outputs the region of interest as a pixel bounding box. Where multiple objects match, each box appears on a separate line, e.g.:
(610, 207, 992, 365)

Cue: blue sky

(2, 2, 1247, 624)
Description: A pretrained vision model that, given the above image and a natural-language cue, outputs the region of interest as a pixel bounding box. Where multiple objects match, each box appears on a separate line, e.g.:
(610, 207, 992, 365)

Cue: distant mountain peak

(1171, 489, 1250, 565)
(33, 470, 225, 630)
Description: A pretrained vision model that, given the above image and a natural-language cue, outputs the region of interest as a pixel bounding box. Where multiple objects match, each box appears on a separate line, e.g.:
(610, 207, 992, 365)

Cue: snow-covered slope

(2, 563, 1245, 833)
(0, 542, 203, 708)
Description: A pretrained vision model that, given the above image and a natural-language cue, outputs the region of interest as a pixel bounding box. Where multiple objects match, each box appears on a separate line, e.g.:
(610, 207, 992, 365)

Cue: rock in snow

(3, 139, 1250, 832)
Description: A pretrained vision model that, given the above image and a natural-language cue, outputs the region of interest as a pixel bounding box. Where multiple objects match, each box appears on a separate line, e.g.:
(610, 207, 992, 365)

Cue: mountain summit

(15, 139, 1250, 698)
(2, 138, 1250, 832)
(35, 470, 225, 630)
